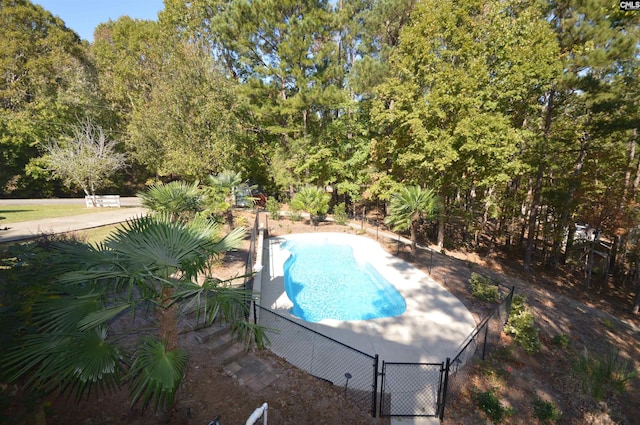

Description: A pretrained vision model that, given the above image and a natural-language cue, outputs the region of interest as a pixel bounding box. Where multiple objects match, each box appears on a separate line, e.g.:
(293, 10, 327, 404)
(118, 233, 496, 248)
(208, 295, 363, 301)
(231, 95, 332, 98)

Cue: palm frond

(137, 180, 203, 221)
(4, 204, 249, 410)
(290, 186, 330, 216)
(231, 319, 271, 350)
(108, 216, 246, 282)
(127, 337, 188, 411)
(207, 170, 243, 193)
(77, 303, 131, 331)
(51, 239, 109, 273)
(61, 327, 124, 398)
(30, 287, 104, 333)
(173, 277, 253, 325)
(5, 328, 122, 399)
(207, 225, 246, 258)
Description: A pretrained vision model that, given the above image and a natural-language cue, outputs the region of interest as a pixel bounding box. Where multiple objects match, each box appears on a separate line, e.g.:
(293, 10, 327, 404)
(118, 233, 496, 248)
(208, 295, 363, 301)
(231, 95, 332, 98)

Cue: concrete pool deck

(259, 232, 477, 365)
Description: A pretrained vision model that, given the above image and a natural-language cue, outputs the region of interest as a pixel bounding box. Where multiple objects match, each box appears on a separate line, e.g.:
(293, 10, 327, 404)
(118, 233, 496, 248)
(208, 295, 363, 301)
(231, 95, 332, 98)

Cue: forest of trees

(2, 0, 640, 309)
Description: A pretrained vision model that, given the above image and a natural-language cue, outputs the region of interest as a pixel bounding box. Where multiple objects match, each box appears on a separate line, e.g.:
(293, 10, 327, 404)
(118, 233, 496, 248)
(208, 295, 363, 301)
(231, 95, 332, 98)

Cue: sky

(32, 0, 166, 41)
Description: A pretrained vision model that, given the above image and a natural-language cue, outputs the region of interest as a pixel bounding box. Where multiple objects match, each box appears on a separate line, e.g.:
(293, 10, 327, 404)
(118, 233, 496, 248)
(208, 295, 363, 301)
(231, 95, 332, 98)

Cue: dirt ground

(42, 211, 640, 425)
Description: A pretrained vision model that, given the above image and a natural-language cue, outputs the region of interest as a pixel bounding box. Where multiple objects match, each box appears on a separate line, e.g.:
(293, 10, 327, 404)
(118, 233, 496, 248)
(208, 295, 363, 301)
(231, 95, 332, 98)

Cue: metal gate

(379, 361, 447, 418)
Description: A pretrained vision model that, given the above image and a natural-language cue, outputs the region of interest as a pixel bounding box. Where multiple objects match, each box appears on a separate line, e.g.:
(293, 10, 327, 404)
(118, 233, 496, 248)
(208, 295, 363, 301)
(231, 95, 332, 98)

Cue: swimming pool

(262, 232, 477, 363)
(281, 237, 406, 322)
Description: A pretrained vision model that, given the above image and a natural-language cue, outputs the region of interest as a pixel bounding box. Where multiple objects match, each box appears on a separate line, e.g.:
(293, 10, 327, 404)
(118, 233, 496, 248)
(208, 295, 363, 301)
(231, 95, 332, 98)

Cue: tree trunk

(609, 235, 620, 279)
(551, 137, 588, 266)
(410, 220, 417, 256)
(565, 223, 576, 264)
(622, 129, 637, 203)
(524, 89, 555, 273)
(225, 208, 235, 230)
(437, 207, 445, 251)
(633, 260, 640, 314)
(613, 131, 640, 276)
(158, 287, 179, 351)
(524, 164, 544, 273)
(633, 287, 640, 314)
(585, 228, 600, 290)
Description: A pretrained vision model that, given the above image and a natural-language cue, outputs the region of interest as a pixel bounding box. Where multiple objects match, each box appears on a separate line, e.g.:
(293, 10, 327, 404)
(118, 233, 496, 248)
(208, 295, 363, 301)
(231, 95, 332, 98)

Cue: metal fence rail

(377, 286, 514, 419)
(440, 286, 515, 418)
(255, 304, 379, 416)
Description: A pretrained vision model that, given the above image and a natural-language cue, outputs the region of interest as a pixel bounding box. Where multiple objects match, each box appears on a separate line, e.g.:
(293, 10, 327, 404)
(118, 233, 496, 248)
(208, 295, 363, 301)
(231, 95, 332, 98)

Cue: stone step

(179, 310, 224, 334)
(203, 329, 235, 355)
(194, 324, 230, 344)
(201, 328, 249, 365)
(181, 318, 251, 367)
(216, 343, 248, 366)
(179, 317, 207, 333)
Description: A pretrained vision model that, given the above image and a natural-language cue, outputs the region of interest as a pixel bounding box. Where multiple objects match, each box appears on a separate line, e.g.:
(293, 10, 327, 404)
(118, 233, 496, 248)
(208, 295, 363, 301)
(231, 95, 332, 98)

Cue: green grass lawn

(69, 224, 121, 245)
(0, 204, 110, 224)
(0, 204, 132, 245)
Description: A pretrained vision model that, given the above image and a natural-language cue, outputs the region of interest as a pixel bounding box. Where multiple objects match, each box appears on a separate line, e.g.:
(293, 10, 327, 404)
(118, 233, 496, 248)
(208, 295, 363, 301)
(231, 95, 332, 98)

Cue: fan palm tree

(206, 170, 255, 229)
(138, 180, 204, 223)
(385, 185, 441, 255)
(290, 186, 331, 226)
(3, 215, 261, 413)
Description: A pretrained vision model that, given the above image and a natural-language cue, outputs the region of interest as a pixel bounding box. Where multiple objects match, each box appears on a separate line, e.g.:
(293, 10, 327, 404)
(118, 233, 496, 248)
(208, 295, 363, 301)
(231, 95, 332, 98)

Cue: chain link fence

(255, 305, 379, 416)
(377, 285, 514, 419)
(379, 362, 446, 417)
(248, 211, 516, 420)
(440, 286, 514, 418)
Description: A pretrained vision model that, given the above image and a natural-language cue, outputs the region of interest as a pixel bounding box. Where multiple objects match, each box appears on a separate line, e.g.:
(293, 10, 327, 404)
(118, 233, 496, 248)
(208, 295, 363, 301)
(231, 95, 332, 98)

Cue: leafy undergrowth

(443, 332, 638, 425)
(376, 231, 639, 424)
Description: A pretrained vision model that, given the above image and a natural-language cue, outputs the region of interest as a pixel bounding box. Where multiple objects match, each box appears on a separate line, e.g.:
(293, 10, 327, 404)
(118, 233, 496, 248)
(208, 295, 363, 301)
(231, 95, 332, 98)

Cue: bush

(265, 198, 280, 220)
(234, 215, 249, 228)
(332, 202, 348, 225)
(551, 334, 571, 349)
(473, 388, 514, 423)
(287, 209, 303, 222)
(290, 186, 330, 222)
(532, 397, 562, 424)
(469, 272, 500, 302)
(509, 294, 526, 317)
(504, 295, 541, 354)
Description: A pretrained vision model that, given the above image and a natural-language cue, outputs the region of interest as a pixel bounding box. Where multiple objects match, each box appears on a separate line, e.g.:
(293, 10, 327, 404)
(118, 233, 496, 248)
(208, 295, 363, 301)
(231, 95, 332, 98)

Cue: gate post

(439, 358, 451, 420)
(481, 319, 490, 360)
(372, 354, 379, 417)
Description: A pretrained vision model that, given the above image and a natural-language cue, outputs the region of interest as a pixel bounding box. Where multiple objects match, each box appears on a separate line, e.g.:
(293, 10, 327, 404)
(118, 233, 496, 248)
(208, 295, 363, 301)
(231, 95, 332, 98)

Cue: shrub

(473, 388, 514, 423)
(287, 209, 303, 222)
(332, 202, 348, 225)
(532, 397, 562, 424)
(573, 347, 637, 401)
(504, 295, 541, 354)
(234, 215, 249, 228)
(469, 272, 500, 302)
(290, 186, 330, 223)
(265, 198, 280, 220)
(551, 334, 571, 349)
(600, 317, 614, 329)
(509, 294, 526, 315)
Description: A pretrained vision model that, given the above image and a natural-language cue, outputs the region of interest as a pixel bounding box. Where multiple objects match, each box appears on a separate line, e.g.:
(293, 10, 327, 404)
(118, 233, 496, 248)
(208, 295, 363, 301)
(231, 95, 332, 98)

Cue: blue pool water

(281, 238, 406, 322)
